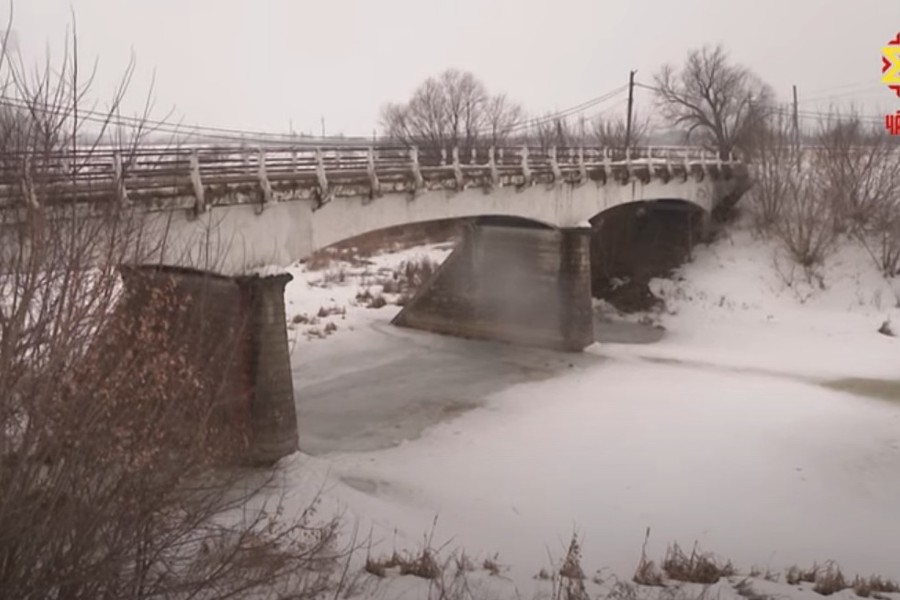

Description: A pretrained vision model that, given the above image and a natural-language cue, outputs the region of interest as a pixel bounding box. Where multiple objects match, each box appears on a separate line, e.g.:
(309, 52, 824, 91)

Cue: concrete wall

(150, 174, 736, 275)
(392, 224, 593, 351)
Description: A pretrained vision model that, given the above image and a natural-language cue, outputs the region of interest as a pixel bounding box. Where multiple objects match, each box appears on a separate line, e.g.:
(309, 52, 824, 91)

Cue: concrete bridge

(2, 143, 749, 464)
(2, 144, 745, 271)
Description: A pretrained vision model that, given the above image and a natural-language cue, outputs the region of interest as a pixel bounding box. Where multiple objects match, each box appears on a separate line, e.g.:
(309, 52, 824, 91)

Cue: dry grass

(549, 534, 590, 600)
(852, 574, 900, 598)
(317, 305, 346, 318)
(454, 552, 477, 574)
(661, 542, 736, 584)
(309, 267, 349, 287)
(785, 564, 820, 586)
(365, 551, 404, 578)
(632, 528, 665, 587)
(748, 566, 780, 582)
(781, 562, 899, 597)
(482, 555, 503, 577)
(355, 287, 389, 309)
(401, 257, 439, 288)
(812, 563, 847, 596)
(306, 247, 373, 271)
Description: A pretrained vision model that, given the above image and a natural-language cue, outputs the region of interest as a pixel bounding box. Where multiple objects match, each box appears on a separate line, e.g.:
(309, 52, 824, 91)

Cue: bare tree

(380, 69, 523, 162)
(591, 113, 649, 150)
(814, 114, 900, 233)
(653, 44, 774, 159)
(531, 115, 574, 151)
(810, 113, 900, 275)
(0, 14, 344, 599)
(483, 93, 524, 149)
(773, 170, 838, 271)
(745, 113, 800, 232)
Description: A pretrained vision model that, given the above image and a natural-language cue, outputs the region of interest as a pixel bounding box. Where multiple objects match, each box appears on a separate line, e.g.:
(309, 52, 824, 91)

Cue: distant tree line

(381, 47, 900, 279)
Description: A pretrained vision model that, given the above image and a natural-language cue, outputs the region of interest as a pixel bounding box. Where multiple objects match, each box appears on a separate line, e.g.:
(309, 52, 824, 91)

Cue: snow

(280, 242, 453, 345)
(264, 226, 900, 599)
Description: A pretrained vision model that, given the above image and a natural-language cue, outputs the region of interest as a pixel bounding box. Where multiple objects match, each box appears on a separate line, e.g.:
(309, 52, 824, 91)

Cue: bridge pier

(117, 265, 298, 466)
(236, 272, 299, 464)
(392, 223, 594, 351)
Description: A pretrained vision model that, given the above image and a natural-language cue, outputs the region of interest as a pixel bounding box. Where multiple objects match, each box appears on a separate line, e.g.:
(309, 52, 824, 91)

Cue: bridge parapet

(0, 144, 746, 213)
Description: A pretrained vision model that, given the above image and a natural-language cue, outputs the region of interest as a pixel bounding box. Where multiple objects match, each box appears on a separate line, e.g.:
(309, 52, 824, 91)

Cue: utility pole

(321, 116, 326, 138)
(624, 69, 637, 150)
(792, 85, 801, 171)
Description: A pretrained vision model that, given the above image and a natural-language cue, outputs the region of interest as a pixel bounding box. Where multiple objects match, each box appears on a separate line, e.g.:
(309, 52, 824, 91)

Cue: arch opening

(588, 199, 707, 311)
(303, 215, 555, 266)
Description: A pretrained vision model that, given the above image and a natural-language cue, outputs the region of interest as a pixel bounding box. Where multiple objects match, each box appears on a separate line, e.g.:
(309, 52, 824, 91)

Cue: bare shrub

(315, 267, 348, 287)
(774, 169, 837, 269)
(785, 564, 820, 585)
(368, 294, 388, 309)
(317, 304, 344, 318)
(748, 566, 780, 582)
(661, 542, 736, 584)
(812, 562, 848, 596)
(402, 256, 438, 288)
(552, 534, 590, 600)
(745, 113, 801, 233)
(0, 16, 342, 599)
(592, 113, 650, 151)
(853, 574, 900, 597)
(814, 115, 900, 235)
(482, 554, 503, 577)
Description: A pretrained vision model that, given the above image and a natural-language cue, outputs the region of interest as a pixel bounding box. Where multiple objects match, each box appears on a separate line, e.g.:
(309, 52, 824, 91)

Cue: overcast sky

(11, 0, 900, 138)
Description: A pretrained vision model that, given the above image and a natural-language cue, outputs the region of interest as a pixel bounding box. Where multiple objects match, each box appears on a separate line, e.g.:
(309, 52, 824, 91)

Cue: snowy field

(271, 226, 900, 599)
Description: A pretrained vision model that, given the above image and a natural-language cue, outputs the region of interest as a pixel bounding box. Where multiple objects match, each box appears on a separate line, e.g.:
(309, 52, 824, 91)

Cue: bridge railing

(0, 144, 740, 207)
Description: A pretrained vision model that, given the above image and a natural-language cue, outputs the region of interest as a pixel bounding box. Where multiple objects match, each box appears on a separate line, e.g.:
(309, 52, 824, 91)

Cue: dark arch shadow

(588, 199, 707, 310)
(307, 215, 555, 262)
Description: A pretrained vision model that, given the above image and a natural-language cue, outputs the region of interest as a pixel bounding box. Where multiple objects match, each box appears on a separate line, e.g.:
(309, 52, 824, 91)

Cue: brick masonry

(392, 224, 594, 352)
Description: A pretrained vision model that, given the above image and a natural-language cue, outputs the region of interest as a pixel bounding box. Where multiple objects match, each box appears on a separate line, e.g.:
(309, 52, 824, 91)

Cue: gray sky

(11, 0, 900, 137)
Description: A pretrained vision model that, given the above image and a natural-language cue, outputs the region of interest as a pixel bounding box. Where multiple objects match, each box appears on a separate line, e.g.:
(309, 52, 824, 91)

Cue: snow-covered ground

(272, 227, 900, 599)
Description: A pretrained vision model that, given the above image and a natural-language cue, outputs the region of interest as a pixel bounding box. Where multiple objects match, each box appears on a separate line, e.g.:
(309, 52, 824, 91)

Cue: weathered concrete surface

(118, 266, 298, 465)
(144, 171, 745, 275)
(237, 273, 300, 464)
(392, 224, 593, 351)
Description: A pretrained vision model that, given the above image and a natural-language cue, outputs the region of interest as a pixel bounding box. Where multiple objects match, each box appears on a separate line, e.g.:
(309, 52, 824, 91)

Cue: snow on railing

(0, 144, 742, 207)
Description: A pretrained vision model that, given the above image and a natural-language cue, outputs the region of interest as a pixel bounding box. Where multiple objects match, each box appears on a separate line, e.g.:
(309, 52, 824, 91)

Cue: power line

(634, 81, 886, 123)
(499, 85, 628, 135)
(0, 84, 629, 147)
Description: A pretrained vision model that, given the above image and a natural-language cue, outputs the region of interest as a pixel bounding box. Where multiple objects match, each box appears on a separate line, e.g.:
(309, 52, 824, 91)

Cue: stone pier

(118, 265, 298, 465)
(392, 224, 594, 352)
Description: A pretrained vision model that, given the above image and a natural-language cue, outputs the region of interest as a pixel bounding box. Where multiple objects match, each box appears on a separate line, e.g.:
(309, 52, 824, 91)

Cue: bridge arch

(588, 198, 708, 304)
